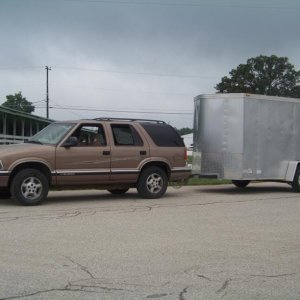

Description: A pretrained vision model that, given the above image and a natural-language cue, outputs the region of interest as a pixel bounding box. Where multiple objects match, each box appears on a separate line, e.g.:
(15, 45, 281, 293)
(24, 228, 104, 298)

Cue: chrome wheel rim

(21, 177, 42, 200)
(146, 173, 163, 194)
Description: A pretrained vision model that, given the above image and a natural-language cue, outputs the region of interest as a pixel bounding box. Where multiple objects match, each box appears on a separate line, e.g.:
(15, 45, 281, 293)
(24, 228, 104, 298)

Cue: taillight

(184, 148, 188, 161)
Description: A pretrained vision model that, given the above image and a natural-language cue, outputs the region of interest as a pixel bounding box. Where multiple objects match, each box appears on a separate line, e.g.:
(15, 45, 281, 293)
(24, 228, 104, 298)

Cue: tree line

(1, 92, 35, 114)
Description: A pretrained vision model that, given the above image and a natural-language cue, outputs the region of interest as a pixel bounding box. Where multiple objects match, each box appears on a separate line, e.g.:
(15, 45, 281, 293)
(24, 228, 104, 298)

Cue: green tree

(2, 92, 35, 113)
(215, 55, 300, 97)
(177, 127, 193, 136)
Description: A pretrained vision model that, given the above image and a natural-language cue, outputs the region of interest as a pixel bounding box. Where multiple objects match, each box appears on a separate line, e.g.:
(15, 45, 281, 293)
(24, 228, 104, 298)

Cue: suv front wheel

(10, 169, 49, 206)
(137, 166, 168, 199)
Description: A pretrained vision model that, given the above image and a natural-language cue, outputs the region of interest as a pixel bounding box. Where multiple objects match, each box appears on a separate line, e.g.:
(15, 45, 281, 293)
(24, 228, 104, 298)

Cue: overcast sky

(0, 0, 299, 128)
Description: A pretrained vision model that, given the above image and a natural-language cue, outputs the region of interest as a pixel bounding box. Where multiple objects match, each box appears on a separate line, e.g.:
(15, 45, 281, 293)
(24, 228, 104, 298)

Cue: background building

(182, 133, 193, 156)
(0, 106, 52, 144)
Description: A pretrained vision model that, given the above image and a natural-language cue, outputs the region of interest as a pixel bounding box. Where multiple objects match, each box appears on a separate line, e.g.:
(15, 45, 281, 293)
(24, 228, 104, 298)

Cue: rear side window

(111, 124, 143, 146)
(141, 123, 185, 147)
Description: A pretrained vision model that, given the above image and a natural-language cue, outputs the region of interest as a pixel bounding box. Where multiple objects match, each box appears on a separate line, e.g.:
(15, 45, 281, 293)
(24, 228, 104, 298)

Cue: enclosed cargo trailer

(192, 93, 300, 191)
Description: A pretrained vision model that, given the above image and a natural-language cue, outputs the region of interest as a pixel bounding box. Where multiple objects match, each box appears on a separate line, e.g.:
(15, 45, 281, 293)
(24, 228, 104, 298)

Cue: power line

(0, 66, 43, 70)
(32, 100, 46, 104)
(54, 66, 217, 79)
(46, 102, 192, 113)
(0, 65, 218, 79)
(52, 83, 196, 96)
(35, 105, 193, 115)
(50, 99, 85, 118)
(0, 68, 204, 97)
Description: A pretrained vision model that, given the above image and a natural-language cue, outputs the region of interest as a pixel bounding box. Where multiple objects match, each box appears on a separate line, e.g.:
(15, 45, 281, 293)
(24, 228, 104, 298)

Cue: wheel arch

(9, 162, 52, 188)
(139, 161, 171, 179)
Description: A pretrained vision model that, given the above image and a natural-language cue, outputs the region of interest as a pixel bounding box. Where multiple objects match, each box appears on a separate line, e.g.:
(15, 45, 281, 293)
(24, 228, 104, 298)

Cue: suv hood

(0, 143, 55, 156)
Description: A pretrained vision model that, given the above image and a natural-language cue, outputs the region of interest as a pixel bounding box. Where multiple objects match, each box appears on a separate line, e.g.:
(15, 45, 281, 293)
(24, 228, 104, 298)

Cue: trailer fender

(285, 161, 300, 182)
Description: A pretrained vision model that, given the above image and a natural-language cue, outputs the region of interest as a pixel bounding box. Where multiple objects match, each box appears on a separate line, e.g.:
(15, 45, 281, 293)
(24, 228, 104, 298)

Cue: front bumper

(0, 171, 10, 187)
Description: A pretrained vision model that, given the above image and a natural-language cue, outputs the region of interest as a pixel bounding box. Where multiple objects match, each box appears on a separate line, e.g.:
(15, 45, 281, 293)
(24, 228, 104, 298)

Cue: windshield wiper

(26, 140, 43, 145)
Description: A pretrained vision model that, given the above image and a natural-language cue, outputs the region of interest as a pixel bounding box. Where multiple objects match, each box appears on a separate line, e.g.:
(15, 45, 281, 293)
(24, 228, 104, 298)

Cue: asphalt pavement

(0, 182, 299, 299)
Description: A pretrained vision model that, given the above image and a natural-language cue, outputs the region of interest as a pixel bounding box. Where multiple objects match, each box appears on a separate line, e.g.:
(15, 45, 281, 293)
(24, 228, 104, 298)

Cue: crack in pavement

(250, 273, 298, 278)
(0, 192, 298, 223)
(0, 217, 19, 222)
(66, 257, 95, 279)
(197, 274, 212, 281)
(0, 257, 173, 299)
(66, 282, 125, 292)
(0, 206, 151, 223)
(146, 293, 168, 298)
(0, 274, 141, 299)
(216, 279, 231, 294)
(56, 211, 82, 219)
(0, 287, 100, 300)
(0, 257, 117, 299)
(178, 287, 188, 300)
(2, 269, 299, 300)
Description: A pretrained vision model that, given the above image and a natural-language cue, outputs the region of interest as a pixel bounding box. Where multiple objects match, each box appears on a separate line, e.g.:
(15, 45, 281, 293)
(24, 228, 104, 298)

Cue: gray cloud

(0, 0, 300, 127)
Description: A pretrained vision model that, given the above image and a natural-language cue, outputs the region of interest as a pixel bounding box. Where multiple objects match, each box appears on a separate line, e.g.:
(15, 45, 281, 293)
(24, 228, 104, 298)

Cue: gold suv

(0, 118, 191, 205)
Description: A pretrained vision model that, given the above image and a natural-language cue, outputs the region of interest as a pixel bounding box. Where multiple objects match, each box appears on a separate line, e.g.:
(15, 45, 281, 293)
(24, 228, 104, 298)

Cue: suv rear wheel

(10, 169, 49, 206)
(137, 166, 168, 199)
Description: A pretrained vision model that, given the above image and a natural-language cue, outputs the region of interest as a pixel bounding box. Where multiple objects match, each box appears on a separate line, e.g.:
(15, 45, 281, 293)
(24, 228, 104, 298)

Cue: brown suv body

(0, 119, 190, 205)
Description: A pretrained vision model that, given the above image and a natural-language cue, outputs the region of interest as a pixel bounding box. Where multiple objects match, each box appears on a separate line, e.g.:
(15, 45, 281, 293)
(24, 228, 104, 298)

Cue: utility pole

(45, 66, 51, 119)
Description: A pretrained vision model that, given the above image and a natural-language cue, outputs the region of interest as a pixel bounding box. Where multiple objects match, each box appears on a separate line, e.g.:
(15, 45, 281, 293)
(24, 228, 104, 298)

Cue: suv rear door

(108, 123, 149, 182)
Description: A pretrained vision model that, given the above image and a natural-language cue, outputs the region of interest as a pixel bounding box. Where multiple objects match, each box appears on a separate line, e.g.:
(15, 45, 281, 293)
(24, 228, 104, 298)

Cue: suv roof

(93, 118, 166, 124)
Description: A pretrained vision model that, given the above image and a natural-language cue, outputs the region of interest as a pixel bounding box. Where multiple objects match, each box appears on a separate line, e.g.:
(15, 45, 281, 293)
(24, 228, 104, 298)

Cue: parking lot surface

(0, 183, 300, 299)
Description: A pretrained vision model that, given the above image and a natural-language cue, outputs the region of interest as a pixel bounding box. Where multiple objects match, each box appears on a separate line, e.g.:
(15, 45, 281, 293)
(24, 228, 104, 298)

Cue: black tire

(292, 167, 300, 192)
(107, 188, 129, 195)
(137, 166, 168, 199)
(10, 169, 49, 206)
(232, 180, 250, 188)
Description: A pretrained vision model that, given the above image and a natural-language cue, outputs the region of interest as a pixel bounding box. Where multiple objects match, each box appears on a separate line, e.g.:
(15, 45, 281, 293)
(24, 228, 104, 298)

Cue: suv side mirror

(63, 136, 78, 148)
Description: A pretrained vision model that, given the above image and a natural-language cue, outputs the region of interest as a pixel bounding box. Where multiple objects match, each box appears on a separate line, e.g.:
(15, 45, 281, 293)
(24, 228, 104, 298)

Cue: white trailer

(192, 93, 300, 191)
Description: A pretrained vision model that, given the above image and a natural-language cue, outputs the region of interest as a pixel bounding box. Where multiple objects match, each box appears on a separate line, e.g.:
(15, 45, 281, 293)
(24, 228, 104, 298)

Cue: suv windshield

(28, 123, 73, 145)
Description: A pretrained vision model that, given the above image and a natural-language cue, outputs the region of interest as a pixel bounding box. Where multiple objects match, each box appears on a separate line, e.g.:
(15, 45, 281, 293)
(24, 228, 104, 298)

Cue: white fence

(0, 134, 26, 144)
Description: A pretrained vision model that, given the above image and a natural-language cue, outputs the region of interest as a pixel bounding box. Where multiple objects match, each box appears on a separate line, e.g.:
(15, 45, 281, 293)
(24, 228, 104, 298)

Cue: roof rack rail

(93, 117, 166, 124)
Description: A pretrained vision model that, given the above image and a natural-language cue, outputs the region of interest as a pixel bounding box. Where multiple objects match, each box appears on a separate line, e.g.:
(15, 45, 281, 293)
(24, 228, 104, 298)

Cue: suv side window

(140, 123, 185, 147)
(74, 125, 107, 146)
(111, 124, 143, 146)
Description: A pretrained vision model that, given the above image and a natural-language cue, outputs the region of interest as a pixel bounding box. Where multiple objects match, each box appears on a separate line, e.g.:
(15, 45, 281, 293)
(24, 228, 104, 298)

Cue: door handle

(103, 150, 110, 155)
(140, 150, 147, 155)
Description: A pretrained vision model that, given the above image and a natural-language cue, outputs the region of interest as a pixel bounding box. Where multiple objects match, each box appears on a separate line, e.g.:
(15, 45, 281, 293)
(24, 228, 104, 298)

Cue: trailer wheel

(232, 180, 250, 188)
(291, 167, 300, 192)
